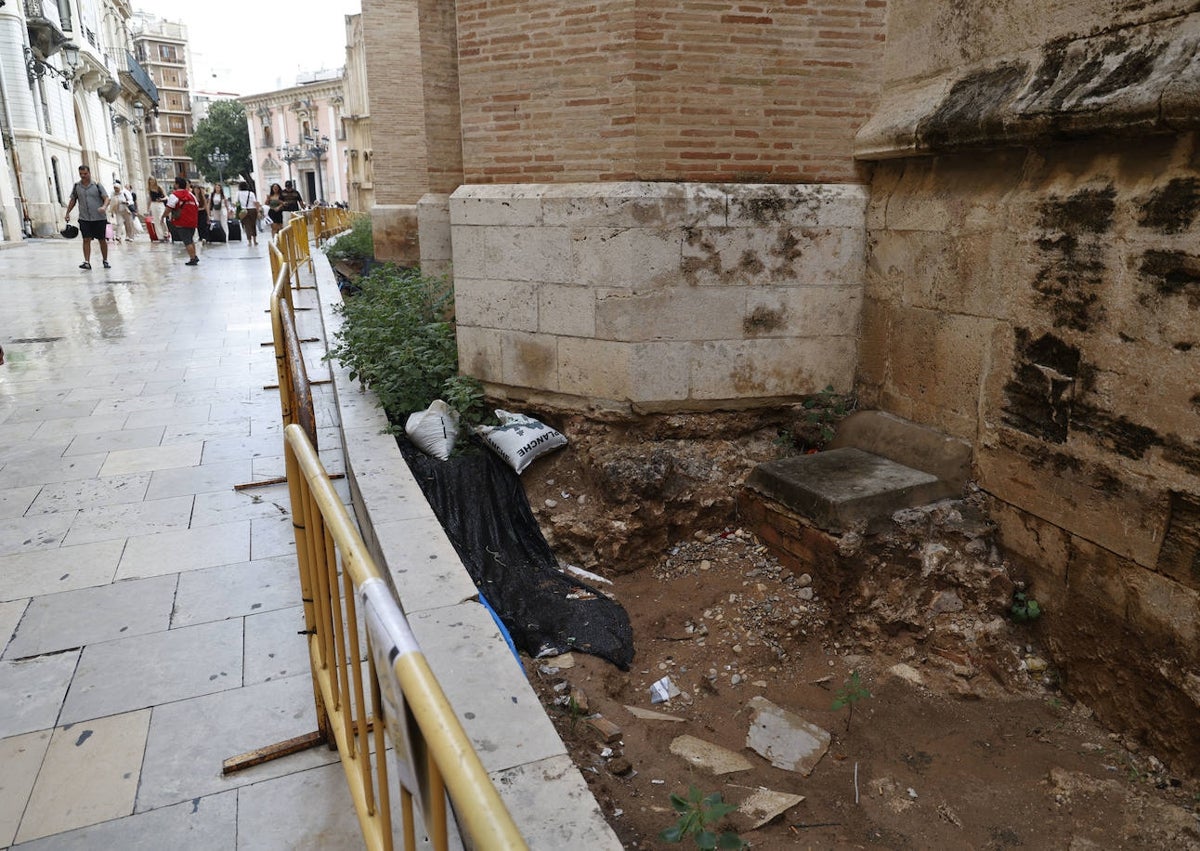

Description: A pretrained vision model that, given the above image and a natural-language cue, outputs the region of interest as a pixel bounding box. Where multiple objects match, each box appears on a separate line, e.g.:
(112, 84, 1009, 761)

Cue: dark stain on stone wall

(918, 63, 1029, 148)
(1139, 250, 1200, 307)
(739, 194, 793, 224)
(1163, 435, 1200, 478)
(1001, 329, 1080, 443)
(1025, 34, 1164, 112)
(1138, 178, 1200, 234)
(1071, 403, 1159, 460)
(1156, 491, 1200, 589)
(1083, 41, 1160, 101)
(743, 305, 784, 335)
(1032, 186, 1116, 331)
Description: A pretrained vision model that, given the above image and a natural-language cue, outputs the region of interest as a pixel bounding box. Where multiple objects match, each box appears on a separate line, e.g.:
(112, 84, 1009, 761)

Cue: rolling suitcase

(208, 221, 227, 243)
(144, 215, 158, 242)
(227, 218, 242, 241)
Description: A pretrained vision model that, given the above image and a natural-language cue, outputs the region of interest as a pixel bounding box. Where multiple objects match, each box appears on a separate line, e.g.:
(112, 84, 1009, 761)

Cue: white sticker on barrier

(361, 578, 430, 817)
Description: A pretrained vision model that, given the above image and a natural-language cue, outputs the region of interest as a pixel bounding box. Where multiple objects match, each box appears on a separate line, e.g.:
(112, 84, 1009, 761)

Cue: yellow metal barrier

(247, 215, 527, 850)
(284, 424, 528, 851)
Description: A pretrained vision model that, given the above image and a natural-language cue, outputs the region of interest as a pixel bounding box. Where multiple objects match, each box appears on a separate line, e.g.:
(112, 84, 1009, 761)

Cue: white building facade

(1, 0, 158, 239)
(240, 73, 348, 205)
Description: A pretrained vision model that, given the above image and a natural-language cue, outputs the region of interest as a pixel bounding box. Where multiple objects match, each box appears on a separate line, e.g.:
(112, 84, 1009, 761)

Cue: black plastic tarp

(396, 435, 634, 670)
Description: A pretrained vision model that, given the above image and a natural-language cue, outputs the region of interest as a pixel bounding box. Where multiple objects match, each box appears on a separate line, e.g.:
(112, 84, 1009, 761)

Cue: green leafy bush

(325, 264, 485, 440)
(322, 214, 374, 265)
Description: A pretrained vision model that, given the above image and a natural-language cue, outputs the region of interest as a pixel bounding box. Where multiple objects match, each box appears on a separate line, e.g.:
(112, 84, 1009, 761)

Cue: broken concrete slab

(669, 735, 753, 775)
(624, 705, 685, 722)
(737, 787, 806, 830)
(745, 448, 955, 533)
(745, 696, 830, 775)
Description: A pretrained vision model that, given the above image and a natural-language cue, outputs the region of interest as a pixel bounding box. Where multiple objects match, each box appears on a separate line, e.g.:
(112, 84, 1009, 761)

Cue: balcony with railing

(25, 0, 71, 56)
(120, 50, 159, 104)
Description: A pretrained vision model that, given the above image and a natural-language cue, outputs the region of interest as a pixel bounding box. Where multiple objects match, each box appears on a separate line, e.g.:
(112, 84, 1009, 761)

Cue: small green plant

(564, 694, 586, 733)
(322, 214, 374, 265)
(1010, 591, 1042, 622)
(660, 786, 745, 849)
(324, 264, 484, 447)
(832, 670, 872, 731)
(778, 385, 856, 453)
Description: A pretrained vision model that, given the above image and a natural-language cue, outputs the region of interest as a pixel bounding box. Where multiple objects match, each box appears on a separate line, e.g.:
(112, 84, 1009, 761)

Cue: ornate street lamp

(209, 146, 230, 184)
(25, 43, 80, 90)
(276, 140, 304, 183)
(305, 129, 330, 204)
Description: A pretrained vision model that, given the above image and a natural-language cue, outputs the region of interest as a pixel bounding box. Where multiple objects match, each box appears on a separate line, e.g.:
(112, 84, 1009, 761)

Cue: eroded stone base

(448, 181, 867, 412)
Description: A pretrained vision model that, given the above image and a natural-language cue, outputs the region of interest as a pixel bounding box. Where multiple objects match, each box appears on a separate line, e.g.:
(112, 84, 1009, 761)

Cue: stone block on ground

(668, 735, 752, 775)
(744, 696, 830, 775)
(745, 448, 955, 533)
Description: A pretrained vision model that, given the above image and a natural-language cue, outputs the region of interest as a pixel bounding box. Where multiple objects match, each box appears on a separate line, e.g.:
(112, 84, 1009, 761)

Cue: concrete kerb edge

(308, 246, 622, 848)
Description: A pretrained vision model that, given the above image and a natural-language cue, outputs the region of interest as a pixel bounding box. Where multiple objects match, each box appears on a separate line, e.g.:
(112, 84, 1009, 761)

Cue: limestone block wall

(856, 1, 1200, 770)
(452, 182, 867, 413)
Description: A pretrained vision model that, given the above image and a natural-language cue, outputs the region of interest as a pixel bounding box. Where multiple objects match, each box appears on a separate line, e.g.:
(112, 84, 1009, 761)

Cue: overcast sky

(132, 0, 362, 97)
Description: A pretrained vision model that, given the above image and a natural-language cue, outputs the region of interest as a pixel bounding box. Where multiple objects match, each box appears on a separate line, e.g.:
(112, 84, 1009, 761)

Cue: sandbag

(404, 400, 460, 461)
(474, 410, 567, 474)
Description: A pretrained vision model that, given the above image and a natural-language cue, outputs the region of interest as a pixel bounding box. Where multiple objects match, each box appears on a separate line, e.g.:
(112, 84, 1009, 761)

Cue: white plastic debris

(649, 676, 682, 704)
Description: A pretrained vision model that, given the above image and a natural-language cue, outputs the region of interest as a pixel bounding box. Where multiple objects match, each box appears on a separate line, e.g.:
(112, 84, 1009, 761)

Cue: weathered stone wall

(452, 182, 867, 412)
(857, 1, 1200, 769)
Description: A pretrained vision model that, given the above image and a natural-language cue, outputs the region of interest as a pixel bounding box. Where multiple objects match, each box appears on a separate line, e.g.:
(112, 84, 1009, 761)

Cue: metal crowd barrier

(232, 218, 527, 850)
(310, 206, 359, 244)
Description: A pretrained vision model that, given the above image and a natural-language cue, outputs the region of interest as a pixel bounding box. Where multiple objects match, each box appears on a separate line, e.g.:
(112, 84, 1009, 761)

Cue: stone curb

(310, 249, 622, 849)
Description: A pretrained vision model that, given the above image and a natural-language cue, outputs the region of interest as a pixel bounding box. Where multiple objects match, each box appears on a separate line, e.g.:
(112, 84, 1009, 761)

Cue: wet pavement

(0, 235, 364, 848)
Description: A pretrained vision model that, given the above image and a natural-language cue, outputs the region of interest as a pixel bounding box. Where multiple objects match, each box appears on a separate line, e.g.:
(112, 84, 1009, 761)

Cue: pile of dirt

(510, 410, 1200, 849)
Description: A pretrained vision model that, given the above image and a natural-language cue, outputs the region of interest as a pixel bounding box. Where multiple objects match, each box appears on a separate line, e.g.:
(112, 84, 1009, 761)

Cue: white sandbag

(474, 409, 567, 474)
(404, 400, 460, 461)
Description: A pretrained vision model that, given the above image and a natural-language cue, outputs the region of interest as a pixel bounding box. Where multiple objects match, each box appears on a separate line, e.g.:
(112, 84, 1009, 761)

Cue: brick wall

(456, 0, 886, 184)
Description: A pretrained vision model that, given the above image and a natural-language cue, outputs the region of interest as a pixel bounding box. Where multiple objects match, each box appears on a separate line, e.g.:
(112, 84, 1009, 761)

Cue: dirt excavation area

(507, 409, 1200, 850)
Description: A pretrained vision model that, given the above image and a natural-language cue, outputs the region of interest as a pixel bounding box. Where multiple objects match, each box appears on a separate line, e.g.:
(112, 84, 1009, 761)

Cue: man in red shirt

(164, 176, 200, 265)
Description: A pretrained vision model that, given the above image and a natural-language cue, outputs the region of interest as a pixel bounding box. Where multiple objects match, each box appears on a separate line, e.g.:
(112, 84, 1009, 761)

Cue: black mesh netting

(396, 434, 634, 670)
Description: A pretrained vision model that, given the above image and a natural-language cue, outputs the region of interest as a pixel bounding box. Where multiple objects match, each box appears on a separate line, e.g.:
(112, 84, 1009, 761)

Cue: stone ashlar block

(569, 226, 683, 292)
(417, 193, 452, 273)
(745, 448, 955, 534)
(538, 284, 597, 338)
(538, 182, 729, 229)
(725, 183, 869, 230)
(452, 225, 573, 283)
(688, 337, 857, 401)
(453, 277, 539, 333)
(976, 431, 1165, 570)
(593, 287, 748, 343)
(682, 225, 866, 288)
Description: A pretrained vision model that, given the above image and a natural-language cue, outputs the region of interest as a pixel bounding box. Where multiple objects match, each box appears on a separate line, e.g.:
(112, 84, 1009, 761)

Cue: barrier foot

(264, 379, 330, 390)
(233, 472, 344, 491)
(223, 730, 328, 775)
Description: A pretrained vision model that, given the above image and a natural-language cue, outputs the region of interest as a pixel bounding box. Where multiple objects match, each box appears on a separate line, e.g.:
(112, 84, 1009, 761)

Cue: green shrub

(325, 264, 485, 440)
(322, 214, 374, 265)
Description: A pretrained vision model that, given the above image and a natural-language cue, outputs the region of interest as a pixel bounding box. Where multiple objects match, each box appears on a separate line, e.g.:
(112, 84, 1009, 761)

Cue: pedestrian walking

(107, 181, 137, 241)
(280, 180, 304, 225)
(266, 183, 284, 236)
(147, 177, 168, 241)
(192, 183, 209, 242)
(209, 183, 230, 240)
(164, 176, 200, 265)
(63, 164, 110, 269)
(235, 181, 261, 246)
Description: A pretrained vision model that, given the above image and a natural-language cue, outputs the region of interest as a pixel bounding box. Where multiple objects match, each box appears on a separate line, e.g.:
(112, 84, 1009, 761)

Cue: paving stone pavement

(0, 236, 367, 848)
